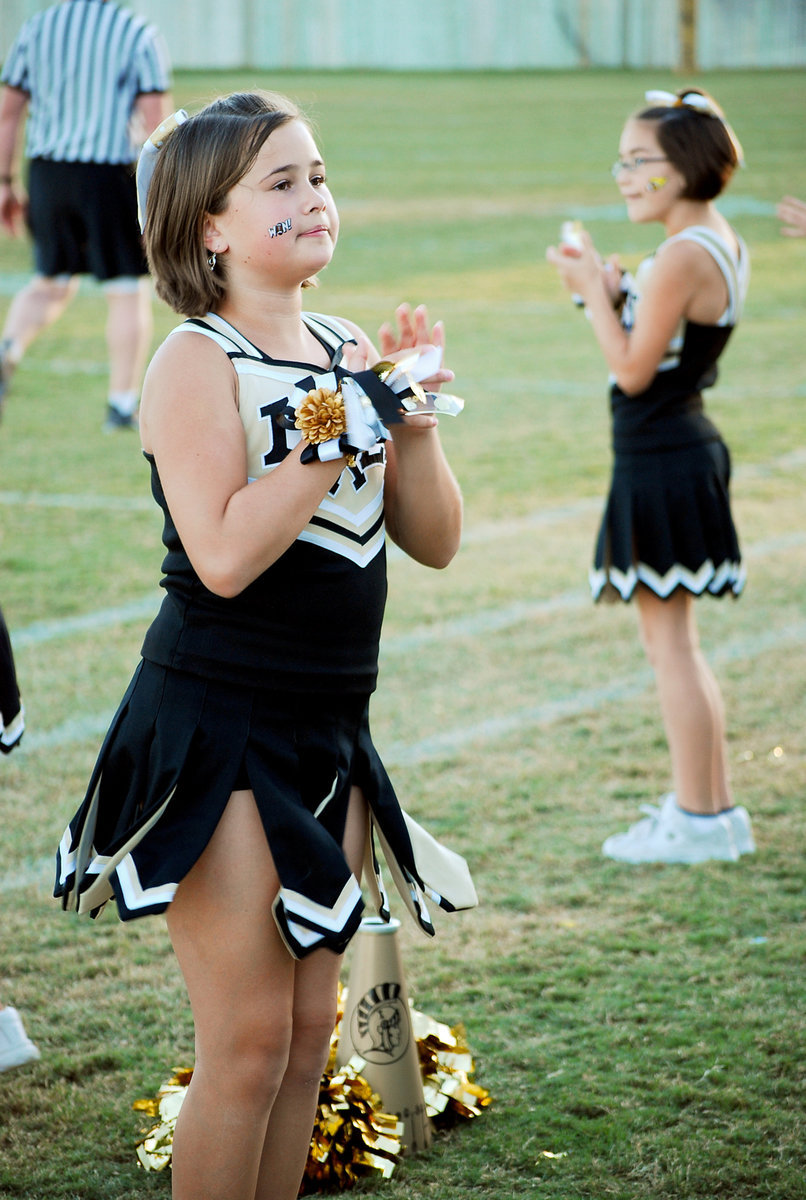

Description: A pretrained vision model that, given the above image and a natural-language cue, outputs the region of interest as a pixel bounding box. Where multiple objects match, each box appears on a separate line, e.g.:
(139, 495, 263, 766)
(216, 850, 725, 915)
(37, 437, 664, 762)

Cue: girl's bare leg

(166, 789, 297, 1200)
(166, 786, 369, 1200)
(0, 275, 79, 362)
(254, 787, 368, 1200)
(636, 587, 732, 813)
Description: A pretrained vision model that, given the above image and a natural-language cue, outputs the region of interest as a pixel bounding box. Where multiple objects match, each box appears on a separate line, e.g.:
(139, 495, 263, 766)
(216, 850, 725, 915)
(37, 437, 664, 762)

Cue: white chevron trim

(0, 707, 24, 747)
(297, 526, 385, 567)
(317, 491, 384, 530)
(283, 920, 324, 950)
(56, 827, 78, 885)
(115, 855, 178, 911)
(277, 875, 363, 933)
(591, 557, 745, 600)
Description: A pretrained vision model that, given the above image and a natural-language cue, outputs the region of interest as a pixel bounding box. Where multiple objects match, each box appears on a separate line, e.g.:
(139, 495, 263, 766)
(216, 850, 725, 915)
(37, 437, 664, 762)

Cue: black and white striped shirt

(1, 0, 170, 164)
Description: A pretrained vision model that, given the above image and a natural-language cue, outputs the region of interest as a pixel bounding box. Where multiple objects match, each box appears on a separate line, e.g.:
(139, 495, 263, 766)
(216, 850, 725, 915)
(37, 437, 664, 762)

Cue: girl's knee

(198, 1015, 293, 1106)
(638, 605, 698, 666)
(286, 1000, 339, 1082)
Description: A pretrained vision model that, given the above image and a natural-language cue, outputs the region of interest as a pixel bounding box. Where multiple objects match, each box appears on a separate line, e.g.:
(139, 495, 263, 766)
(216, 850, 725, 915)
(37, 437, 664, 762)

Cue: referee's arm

(0, 85, 29, 234)
(131, 90, 173, 150)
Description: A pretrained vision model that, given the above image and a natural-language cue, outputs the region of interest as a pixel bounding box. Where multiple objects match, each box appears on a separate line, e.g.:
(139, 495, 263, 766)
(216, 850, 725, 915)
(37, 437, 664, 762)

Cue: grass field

(0, 68, 804, 1200)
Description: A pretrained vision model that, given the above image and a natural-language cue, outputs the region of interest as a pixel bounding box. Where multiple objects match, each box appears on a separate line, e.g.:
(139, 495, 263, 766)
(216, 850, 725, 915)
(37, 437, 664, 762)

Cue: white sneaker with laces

(0, 1006, 41, 1072)
(628, 797, 756, 856)
(602, 793, 740, 864)
(725, 805, 756, 855)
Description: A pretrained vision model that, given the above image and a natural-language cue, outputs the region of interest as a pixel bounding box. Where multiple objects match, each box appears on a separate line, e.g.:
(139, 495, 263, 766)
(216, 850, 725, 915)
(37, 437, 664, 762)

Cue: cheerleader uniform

(55, 311, 475, 958)
(0, 606, 25, 752)
(590, 226, 749, 603)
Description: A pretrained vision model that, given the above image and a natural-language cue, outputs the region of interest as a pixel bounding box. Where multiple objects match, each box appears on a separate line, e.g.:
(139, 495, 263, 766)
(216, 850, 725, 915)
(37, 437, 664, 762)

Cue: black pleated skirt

(54, 660, 475, 958)
(590, 437, 744, 603)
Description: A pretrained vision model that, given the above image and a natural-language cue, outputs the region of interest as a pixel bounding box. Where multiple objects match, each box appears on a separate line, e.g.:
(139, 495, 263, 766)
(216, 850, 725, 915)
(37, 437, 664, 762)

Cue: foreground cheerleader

(55, 91, 475, 1200)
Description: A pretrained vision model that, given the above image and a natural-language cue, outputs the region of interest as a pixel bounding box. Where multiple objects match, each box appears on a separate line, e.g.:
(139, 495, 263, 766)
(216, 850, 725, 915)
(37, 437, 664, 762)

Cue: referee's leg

(103, 276, 152, 427)
(0, 274, 79, 394)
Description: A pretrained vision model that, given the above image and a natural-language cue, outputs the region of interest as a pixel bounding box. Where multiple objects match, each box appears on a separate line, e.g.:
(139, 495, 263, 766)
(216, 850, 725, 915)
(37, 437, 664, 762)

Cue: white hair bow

(136, 109, 189, 232)
(645, 90, 719, 117)
(643, 89, 744, 164)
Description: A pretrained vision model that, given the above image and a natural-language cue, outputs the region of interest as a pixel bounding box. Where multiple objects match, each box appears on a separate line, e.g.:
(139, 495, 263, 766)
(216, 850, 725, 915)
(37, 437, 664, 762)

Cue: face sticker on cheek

(269, 218, 292, 238)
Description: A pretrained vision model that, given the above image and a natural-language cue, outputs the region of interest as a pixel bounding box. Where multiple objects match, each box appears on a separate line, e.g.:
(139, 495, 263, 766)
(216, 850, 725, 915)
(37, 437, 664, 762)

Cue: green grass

(0, 69, 804, 1199)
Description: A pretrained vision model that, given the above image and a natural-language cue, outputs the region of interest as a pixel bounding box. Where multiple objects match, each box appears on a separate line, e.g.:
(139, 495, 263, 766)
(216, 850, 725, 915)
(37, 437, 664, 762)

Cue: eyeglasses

(611, 157, 668, 178)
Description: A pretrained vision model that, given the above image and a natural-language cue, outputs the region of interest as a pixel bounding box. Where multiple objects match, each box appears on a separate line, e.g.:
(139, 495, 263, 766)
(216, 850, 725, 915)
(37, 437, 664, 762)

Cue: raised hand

(377, 303, 454, 391)
(777, 195, 806, 238)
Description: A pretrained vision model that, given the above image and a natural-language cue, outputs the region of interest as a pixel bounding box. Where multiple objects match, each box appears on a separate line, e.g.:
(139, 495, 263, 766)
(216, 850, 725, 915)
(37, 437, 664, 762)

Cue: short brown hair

(637, 88, 741, 202)
(144, 91, 304, 316)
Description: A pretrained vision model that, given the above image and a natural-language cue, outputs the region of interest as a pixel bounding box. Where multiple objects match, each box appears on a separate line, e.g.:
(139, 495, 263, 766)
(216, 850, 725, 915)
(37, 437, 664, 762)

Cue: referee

(0, 0, 172, 428)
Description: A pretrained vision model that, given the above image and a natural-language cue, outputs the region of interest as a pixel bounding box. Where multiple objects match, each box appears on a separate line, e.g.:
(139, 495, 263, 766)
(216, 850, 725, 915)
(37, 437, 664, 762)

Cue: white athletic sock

(676, 805, 721, 822)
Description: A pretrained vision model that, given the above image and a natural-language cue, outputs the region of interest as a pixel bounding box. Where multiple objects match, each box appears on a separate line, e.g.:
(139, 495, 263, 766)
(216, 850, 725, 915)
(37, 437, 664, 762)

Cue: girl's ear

(203, 215, 227, 253)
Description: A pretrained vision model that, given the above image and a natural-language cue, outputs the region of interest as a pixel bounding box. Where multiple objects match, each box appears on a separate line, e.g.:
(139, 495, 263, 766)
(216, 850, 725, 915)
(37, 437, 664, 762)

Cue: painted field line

(0, 488, 599, 520)
(386, 529, 805, 653)
(0, 858, 53, 896)
(382, 618, 806, 767)
(12, 594, 160, 649)
(0, 489, 153, 512)
(391, 530, 806, 653)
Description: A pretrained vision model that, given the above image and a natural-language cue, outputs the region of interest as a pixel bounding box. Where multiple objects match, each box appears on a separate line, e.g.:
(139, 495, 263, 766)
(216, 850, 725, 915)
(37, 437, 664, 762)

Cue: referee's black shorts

(26, 158, 148, 281)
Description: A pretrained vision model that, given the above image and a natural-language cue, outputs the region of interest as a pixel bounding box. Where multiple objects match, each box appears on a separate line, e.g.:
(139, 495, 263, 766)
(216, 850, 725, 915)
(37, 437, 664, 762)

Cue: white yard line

(12, 595, 160, 649)
(0, 489, 153, 511)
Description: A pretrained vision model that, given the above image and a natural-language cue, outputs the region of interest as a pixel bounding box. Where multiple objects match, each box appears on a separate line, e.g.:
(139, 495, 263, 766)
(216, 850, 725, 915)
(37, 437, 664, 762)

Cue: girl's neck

(662, 198, 719, 238)
(660, 199, 738, 259)
(213, 285, 318, 362)
(213, 288, 333, 367)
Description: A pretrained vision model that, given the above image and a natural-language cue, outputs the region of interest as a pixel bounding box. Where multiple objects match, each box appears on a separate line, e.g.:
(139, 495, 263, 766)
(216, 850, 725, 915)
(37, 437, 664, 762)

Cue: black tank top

(140, 312, 388, 694)
(610, 226, 748, 453)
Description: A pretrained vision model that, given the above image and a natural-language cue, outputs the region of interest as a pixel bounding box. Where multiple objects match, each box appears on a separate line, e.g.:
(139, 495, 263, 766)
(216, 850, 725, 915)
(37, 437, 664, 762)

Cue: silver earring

(207, 252, 217, 271)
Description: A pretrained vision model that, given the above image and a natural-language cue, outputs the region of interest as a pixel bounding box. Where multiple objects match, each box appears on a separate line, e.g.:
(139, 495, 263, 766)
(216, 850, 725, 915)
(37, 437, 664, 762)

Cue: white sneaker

(634, 798, 756, 856)
(0, 1006, 41, 1072)
(726, 806, 756, 855)
(602, 793, 740, 864)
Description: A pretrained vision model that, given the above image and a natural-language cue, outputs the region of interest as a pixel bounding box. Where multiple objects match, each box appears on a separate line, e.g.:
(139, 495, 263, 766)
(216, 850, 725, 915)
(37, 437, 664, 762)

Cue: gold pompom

(134, 987, 492, 1187)
(295, 387, 347, 444)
